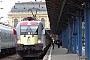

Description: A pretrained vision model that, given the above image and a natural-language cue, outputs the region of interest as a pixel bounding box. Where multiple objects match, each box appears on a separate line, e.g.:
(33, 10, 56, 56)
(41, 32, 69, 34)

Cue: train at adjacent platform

(16, 17, 52, 58)
(0, 23, 16, 56)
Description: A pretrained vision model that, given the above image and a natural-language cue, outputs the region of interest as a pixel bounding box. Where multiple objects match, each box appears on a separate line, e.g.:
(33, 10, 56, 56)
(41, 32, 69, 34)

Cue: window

(20, 25, 38, 35)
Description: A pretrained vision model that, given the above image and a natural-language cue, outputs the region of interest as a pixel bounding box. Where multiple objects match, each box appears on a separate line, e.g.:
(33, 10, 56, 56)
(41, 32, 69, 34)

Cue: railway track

(0, 50, 49, 60)
(0, 54, 22, 60)
(0, 50, 47, 60)
(0, 45, 51, 60)
(0, 54, 43, 60)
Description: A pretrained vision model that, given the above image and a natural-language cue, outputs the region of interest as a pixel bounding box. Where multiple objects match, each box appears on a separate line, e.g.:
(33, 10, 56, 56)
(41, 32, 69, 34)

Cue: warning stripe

(20, 21, 39, 26)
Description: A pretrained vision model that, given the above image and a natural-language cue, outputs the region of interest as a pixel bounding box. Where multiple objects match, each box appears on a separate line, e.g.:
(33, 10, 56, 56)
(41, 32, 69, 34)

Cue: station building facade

(8, 1, 50, 29)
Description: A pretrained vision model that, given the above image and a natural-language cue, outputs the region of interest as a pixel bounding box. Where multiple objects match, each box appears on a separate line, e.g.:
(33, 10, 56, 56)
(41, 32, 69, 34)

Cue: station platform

(51, 45, 85, 60)
(43, 45, 85, 60)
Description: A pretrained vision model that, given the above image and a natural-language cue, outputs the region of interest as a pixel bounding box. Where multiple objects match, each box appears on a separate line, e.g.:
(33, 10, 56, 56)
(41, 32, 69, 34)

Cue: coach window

(1, 31, 2, 39)
(9, 33, 11, 40)
(12, 34, 14, 40)
(10, 34, 11, 39)
(0, 31, 1, 39)
(1, 32, 3, 39)
(5, 33, 6, 39)
(8, 33, 10, 40)
(4, 33, 6, 40)
(5, 33, 7, 40)
(3, 33, 5, 40)
(11, 34, 12, 40)
(10, 34, 12, 40)
(6, 33, 8, 40)
(7, 33, 9, 40)
(9, 33, 10, 40)
(2, 33, 4, 40)
(11, 34, 12, 39)
(8, 33, 9, 40)
(10, 33, 12, 40)
(1, 32, 4, 40)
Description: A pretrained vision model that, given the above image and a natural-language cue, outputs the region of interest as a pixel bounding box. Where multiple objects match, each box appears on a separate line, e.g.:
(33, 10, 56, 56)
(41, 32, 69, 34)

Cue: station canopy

(45, 0, 85, 35)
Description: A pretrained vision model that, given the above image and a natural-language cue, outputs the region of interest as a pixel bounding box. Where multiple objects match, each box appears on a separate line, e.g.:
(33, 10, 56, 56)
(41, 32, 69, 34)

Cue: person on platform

(52, 38, 55, 49)
(57, 39, 60, 48)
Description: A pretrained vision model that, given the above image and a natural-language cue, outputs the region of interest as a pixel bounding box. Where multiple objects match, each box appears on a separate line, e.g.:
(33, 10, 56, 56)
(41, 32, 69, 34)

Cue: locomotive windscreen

(20, 25, 38, 35)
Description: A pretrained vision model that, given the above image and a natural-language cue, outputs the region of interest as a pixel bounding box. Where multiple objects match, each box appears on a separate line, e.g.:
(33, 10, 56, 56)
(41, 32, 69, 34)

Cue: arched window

(14, 18, 18, 27)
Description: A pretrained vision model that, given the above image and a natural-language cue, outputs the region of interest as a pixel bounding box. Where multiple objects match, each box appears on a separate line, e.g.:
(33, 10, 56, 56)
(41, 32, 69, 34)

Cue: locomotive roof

(0, 22, 14, 28)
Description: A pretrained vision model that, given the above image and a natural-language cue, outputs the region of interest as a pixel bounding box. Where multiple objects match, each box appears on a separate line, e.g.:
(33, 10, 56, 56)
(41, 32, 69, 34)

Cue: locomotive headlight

(38, 40, 42, 43)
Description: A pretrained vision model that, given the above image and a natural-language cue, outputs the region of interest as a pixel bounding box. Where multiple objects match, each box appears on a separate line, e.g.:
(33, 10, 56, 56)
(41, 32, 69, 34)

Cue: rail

(43, 46, 52, 60)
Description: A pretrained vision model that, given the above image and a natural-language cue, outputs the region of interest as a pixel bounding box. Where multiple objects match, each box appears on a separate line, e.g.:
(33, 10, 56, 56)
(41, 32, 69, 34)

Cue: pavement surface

(50, 45, 85, 60)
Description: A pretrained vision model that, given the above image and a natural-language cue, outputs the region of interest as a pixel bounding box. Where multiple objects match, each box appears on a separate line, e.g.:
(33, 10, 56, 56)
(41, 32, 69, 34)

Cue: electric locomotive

(16, 17, 51, 57)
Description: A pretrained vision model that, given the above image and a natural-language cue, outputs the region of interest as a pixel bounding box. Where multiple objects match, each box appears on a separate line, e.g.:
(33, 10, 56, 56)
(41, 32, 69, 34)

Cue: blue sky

(0, 0, 45, 23)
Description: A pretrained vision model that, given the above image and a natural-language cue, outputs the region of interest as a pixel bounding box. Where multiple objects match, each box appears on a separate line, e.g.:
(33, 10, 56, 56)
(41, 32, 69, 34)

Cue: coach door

(0, 30, 1, 52)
